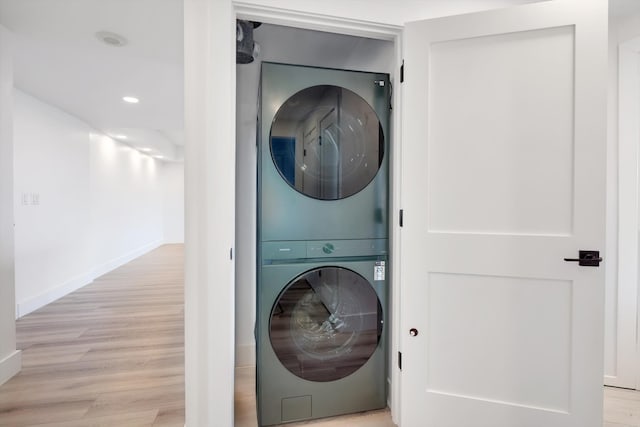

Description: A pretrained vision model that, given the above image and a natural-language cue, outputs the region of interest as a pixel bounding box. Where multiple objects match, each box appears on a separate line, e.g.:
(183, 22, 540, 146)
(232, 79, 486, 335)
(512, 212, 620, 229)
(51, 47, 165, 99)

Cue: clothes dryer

(259, 63, 390, 243)
(257, 239, 387, 426)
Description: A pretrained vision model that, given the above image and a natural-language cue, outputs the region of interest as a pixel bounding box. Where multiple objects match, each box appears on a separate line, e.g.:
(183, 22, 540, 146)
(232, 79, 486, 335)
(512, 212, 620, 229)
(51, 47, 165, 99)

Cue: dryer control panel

(262, 239, 387, 263)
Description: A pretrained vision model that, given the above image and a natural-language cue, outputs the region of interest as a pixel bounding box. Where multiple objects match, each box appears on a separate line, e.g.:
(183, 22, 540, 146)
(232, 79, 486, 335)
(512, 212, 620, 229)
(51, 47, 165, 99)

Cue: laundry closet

(235, 22, 396, 426)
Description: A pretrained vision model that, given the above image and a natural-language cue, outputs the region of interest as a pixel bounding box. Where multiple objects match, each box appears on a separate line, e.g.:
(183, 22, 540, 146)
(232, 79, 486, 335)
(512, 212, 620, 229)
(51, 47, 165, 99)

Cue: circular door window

(269, 267, 383, 382)
(270, 85, 384, 200)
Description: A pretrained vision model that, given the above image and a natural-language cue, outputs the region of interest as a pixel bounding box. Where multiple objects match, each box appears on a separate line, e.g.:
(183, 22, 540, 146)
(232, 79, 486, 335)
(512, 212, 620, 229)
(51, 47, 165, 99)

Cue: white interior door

(400, 1, 607, 426)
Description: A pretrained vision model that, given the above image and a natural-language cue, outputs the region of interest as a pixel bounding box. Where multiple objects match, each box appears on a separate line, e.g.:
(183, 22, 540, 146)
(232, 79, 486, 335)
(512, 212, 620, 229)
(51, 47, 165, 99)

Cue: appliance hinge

(400, 60, 404, 83)
(399, 209, 404, 227)
(398, 351, 402, 370)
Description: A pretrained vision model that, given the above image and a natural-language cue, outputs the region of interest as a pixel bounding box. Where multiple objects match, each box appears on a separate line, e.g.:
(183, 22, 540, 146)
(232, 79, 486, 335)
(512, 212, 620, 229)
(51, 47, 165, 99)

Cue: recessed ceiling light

(154, 155, 164, 159)
(122, 96, 139, 104)
(95, 31, 128, 47)
(139, 148, 152, 152)
(110, 134, 127, 140)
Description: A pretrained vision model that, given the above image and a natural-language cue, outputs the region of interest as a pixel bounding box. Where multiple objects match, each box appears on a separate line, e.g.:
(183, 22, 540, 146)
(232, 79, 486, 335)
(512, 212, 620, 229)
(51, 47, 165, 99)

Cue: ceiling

(0, 0, 639, 163)
(0, 0, 184, 161)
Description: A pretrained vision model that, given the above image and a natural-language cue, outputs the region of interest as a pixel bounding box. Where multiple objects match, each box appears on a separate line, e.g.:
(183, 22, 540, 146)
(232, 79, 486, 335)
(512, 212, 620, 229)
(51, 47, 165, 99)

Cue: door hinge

(398, 351, 402, 370)
(400, 60, 404, 83)
(230, 247, 233, 260)
(399, 209, 404, 227)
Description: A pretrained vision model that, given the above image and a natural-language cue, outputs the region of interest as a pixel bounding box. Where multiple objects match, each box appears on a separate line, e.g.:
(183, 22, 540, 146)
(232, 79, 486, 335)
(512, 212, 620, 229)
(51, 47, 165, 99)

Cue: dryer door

(270, 85, 384, 200)
(269, 266, 383, 382)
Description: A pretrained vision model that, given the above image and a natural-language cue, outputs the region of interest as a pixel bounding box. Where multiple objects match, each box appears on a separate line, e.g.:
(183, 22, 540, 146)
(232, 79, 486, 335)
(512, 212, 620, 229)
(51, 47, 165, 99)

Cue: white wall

(13, 90, 92, 315)
(13, 89, 166, 317)
(234, 24, 395, 367)
(0, 24, 21, 387)
(90, 132, 163, 277)
(234, 59, 258, 368)
(162, 162, 185, 243)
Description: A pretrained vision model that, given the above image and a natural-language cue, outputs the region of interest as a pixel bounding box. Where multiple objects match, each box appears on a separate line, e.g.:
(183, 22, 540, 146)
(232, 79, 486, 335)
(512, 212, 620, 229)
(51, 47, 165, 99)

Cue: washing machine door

(270, 85, 384, 200)
(269, 266, 383, 382)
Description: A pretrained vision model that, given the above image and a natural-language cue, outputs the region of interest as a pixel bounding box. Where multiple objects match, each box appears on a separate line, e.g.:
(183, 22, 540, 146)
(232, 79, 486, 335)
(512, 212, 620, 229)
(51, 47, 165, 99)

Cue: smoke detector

(95, 31, 128, 47)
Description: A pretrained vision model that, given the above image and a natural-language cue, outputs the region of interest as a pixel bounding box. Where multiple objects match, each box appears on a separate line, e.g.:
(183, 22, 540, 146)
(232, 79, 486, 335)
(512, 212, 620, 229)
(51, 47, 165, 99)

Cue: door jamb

(616, 35, 640, 390)
(232, 2, 404, 423)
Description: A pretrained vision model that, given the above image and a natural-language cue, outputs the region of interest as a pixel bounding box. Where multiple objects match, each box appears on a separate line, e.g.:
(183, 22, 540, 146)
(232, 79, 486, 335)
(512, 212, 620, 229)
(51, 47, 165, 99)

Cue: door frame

(233, 2, 404, 423)
(612, 35, 640, 389)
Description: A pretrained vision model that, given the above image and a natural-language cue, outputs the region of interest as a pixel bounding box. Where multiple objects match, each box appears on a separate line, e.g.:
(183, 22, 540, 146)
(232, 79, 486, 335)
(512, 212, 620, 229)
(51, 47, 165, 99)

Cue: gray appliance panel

(257, 259, 387, 426)
(261, 239, 387, 262)
(259, 62, 390, 242)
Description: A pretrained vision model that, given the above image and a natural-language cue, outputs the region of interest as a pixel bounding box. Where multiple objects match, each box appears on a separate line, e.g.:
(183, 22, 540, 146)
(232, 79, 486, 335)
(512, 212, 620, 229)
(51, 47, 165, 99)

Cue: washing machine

(257, 239, 388, 426)
(258, 62, 390, 242)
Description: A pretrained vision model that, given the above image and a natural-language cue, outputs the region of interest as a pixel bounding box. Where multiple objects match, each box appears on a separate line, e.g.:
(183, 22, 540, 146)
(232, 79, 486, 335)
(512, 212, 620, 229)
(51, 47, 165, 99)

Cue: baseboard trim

(163, 239, 185, 244)
(235, 343, 256, 367)
(0, 350, 21, 386)
(16, 240, 164, 319)
(604, 374, 635, 389)
(93, 240, 163, 279)
(16, 272, 94, 318)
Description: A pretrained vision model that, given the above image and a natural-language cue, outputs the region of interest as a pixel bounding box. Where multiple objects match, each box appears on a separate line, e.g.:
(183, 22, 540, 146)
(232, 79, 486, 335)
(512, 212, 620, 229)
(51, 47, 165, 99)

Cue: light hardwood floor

(1, 244, 640, 426)
(0, 245, 185, 427)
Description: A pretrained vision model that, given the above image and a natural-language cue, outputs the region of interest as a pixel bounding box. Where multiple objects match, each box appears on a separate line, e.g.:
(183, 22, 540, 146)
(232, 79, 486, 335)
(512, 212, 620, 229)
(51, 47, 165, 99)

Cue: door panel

(427, 26, 575, 235)
(426, 273, 572, 412)
(400, 1, 607, 426)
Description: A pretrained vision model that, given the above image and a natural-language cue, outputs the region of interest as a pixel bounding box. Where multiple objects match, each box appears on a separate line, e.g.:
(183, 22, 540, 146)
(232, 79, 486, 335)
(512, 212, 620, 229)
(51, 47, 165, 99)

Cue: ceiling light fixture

(95, 31, 128, 47)
(110, 134, 127, 140)
(122, 96, 139, 104)
(139, 148, 152, 152)
(154, 155, 165, 159)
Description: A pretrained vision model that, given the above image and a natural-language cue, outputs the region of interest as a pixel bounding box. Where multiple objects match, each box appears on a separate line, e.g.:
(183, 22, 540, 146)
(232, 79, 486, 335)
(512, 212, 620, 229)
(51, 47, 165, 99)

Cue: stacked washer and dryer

(257, 62, 391, 426)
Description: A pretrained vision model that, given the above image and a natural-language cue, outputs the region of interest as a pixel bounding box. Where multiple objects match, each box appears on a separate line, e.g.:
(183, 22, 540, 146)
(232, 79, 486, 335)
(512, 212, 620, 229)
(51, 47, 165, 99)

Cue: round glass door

(270, 85, 384, 200)
(269, 267, 383, 382)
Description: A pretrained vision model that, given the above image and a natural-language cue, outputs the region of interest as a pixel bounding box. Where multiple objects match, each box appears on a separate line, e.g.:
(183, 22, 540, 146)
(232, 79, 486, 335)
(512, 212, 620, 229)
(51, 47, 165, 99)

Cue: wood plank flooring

(1, 243, 640, 426)
(0, 244, 184, 427)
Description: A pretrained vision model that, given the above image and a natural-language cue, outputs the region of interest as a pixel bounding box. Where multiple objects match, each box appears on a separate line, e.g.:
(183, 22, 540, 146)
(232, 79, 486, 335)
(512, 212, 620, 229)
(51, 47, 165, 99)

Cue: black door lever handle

(564, 250, 602, 267)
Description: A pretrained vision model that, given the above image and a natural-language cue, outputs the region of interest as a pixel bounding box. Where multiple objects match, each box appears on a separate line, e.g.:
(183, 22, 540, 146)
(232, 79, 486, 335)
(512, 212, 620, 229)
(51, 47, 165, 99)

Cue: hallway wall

(13, 90, 93, 316)
(89, 130, 163, 278)
(12, 89, 179, 317)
